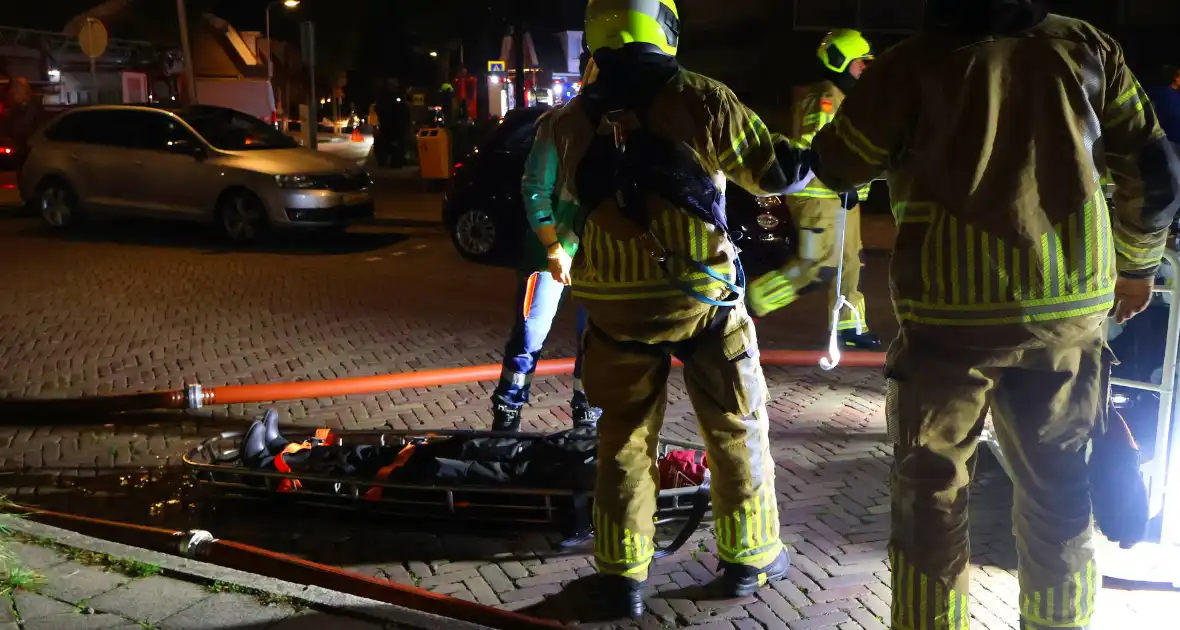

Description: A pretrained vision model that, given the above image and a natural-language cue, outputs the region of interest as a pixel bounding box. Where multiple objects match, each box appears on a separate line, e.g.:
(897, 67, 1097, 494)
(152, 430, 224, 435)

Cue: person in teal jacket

(490, 104, 600, 432)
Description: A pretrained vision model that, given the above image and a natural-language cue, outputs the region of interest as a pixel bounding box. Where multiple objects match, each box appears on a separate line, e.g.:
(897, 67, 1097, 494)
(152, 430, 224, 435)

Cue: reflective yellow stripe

(833, 115, 888, 166)
(719, 115, 770, 171)
(787, 182, 871, 200)
(890, 547, 970, 630)
(1107, 84, 1146, 127)
(747, 269, 799, 313)
(574, 210, 734, 302)
(905, 194, 1114, 325)
(593, 503, 654, 578)
(714, 487, 781, 566)
(1019, 560, 1096, 629)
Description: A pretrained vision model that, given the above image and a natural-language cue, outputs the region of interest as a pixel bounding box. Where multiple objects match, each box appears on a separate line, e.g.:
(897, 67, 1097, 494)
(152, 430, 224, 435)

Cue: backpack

(574, 82, 746, 307)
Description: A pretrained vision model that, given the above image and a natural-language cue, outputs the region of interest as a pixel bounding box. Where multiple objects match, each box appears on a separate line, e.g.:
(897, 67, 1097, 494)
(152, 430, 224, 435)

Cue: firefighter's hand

(839, 192, 859, 211)
(547, 243, 573, 286)
(1114, 275, 1154, 324)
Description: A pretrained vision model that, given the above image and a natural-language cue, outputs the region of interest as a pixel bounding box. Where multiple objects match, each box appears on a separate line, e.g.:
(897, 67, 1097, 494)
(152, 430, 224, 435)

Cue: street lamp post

(266, 0, 300, 129)
(176, 0, 198, 104)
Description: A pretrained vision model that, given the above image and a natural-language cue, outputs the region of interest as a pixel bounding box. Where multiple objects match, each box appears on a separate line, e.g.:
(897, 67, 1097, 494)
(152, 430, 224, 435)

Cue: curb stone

(0, 515, 491, 630)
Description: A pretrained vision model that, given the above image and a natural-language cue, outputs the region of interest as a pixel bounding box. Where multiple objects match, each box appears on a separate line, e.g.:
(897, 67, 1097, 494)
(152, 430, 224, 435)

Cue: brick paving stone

(747, 601, 790, 629)
(756, 589, 802, 623)
(847, 607, 887, 630)
(685, 605, 750, 624)
(515, 570, 577, 587)
(786, 612, 852, 630)
(478, 564, 516, 593)
(645, 597, 677, 621)
(497, 583, 564, 603)
(499, 561, 530, 580)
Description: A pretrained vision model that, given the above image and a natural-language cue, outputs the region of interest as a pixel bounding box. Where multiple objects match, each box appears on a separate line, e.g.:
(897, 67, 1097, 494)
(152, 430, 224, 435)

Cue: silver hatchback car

(20, 104, 373, 243)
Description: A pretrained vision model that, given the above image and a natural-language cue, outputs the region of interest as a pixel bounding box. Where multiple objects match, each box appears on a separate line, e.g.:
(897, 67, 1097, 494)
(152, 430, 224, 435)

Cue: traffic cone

(350, 126, 364, 143)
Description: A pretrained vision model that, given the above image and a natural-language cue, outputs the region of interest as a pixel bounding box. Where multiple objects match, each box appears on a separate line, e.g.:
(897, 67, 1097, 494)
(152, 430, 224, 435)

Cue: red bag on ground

(659, 449, 709, 488)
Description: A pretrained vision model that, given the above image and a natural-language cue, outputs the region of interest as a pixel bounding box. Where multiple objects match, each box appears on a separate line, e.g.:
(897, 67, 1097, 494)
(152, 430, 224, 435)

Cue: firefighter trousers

(886, 330, 1103, 630)
(582, 306, 783, 582)
(746, 197, 866, 331)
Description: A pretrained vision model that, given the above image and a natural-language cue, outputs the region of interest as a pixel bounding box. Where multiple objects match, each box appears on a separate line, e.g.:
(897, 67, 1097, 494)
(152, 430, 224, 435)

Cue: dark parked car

(442, 106, 796, 274)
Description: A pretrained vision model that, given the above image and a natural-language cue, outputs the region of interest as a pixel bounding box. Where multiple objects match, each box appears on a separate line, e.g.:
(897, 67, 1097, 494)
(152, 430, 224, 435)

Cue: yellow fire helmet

(817, 29, 873, 73)
(585, 0, 680, 56)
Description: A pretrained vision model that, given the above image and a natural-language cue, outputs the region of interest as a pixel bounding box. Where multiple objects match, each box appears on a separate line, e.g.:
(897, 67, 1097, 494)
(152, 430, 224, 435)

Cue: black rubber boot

(261, 409, 290, 454)
(571, 396, 602, 429)
(241, 420, 271, 469)
(717, 547, 791, 598)
(491, 403, 522, 432)
(839, 329, 883, 350)
(600, 575, 646, 620)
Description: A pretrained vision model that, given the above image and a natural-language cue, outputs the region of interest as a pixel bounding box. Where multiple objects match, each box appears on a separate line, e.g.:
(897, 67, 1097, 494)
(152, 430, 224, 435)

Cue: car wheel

(38, 179, 80, 230)
(217, 191, 268, 245)
(451, 208, 501, 262)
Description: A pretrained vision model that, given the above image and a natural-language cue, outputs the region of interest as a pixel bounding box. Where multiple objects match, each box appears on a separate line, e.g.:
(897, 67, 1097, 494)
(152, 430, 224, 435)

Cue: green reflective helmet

(817, 29, 872, 73)
(585, 0, 680, 57)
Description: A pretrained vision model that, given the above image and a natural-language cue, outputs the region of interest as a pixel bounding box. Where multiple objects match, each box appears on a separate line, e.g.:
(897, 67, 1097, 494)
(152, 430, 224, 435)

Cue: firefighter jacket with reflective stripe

(554, 70, 784, 344)
(789, 81, 870, 202)
(811, 14, 1180, 344)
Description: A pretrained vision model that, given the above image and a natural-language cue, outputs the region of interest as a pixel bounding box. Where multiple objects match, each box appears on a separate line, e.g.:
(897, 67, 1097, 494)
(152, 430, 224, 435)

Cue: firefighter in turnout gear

(745, 29, 882, 350)
(552, 0, 815, 619)
(810, 1, 1180, 628)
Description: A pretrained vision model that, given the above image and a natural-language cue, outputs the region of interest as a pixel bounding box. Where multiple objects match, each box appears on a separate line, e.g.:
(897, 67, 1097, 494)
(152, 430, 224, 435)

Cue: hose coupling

(184, 383, 205, 410)
(177, 529, 216, 558)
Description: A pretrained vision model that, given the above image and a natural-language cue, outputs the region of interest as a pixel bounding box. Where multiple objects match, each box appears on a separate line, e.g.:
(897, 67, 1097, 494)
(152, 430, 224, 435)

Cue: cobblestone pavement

(0, 207, 1173, 628)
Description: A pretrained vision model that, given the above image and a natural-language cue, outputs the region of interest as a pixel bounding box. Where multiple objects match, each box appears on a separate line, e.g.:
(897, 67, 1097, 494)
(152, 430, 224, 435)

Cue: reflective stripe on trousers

(714, 486, 782, 568)
(1019, 560, 1097, 630)
(889, 547, 970, 630)
(593, 502, 656, 578)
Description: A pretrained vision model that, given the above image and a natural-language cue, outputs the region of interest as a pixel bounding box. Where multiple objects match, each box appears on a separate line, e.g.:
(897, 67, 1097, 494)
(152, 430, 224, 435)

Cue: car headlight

(756, 212, 780, 230)
(275, 174, 317, 189)
(755, 196, 782, 209)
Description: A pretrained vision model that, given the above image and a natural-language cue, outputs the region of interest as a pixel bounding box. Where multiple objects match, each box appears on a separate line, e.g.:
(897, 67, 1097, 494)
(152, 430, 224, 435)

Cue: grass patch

(1, 565, 43, 595)
(0, 496, 43, 595)
(9, 532, 162, 579)
(206, 580, 307, 611)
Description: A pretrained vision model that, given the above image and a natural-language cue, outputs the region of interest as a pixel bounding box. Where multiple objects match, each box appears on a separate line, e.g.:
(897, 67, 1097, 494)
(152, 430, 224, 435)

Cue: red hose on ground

(210, 350, 883, 405)
(0, 350, 885, 415)
(15, 505, 563, 630)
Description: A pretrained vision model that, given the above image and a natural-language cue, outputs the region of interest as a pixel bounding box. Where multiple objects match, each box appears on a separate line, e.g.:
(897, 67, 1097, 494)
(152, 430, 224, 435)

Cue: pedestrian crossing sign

(488, 60, 507, 73)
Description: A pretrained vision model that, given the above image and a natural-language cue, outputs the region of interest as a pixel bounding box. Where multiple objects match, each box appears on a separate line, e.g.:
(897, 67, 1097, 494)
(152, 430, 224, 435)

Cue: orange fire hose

(15, 505, 564, 630)
(0, 350, 885, 415)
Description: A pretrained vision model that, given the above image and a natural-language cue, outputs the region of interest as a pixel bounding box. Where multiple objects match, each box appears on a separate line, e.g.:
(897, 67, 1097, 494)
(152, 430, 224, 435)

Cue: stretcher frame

(184, 428, 711, 557)
(980, 248, 1180, 587)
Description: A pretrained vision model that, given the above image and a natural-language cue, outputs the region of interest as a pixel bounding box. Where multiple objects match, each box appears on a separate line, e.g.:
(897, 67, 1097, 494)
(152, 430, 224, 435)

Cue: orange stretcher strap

(362, 444, 416, 501)
(273, 428, 336, 493)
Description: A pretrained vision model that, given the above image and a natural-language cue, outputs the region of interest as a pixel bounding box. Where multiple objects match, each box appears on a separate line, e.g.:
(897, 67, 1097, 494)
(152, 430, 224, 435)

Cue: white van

(194, 78, 277, 124)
